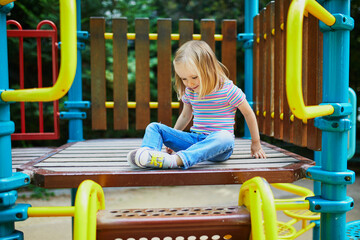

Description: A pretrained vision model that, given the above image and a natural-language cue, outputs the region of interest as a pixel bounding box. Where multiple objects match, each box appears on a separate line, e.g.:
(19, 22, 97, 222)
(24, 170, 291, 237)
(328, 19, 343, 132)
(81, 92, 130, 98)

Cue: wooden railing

(90, 17, 237, 131)
(253, 0, 322, 151)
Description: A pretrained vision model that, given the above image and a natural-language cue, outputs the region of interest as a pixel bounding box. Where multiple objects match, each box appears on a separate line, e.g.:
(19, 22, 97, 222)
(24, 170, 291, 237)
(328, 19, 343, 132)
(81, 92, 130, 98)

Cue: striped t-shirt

(182, 79, 246, 134)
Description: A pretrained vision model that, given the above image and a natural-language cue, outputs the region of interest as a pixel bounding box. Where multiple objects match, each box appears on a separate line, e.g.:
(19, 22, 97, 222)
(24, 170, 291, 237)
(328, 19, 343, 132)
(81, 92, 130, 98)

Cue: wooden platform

(17, 138, 314, 188)
(12, 147, 54, 172)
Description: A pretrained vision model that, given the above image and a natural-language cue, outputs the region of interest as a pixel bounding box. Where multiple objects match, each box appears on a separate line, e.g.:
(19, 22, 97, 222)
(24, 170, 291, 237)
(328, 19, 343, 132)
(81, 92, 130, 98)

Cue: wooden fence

(253, 0, 322, 151)
(90, 18, 237, 131)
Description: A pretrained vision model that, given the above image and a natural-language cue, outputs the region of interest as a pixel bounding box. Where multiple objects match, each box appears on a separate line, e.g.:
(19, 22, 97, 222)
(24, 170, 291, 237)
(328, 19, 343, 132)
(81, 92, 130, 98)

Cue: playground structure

(0, 0, 358, 240)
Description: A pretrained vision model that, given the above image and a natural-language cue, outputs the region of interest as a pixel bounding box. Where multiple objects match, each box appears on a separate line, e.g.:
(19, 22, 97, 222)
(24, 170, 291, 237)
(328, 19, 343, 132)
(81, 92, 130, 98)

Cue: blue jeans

(141, 122, 234, 169)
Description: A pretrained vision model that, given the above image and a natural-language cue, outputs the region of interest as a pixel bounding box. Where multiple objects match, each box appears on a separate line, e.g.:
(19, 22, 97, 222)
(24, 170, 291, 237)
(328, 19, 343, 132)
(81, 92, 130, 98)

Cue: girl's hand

(251, 142, 266, 159)
(166, 147, 174, 154)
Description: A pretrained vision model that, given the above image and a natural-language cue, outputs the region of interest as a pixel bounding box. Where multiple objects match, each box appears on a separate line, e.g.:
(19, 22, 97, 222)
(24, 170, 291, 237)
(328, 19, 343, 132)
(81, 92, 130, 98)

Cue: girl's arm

(165, 103, 193, 154)
(174, 103, 193, 130)
(238, 99, 267, 158)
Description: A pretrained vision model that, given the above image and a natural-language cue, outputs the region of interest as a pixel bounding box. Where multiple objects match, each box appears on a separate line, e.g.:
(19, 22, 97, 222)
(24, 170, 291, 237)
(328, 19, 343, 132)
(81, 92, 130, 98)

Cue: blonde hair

(173, 40, 229, 99)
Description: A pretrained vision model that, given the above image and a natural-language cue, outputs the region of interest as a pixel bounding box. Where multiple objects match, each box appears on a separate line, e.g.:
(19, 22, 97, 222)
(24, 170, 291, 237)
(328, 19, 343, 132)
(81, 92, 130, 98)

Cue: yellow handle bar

(1, 0, 77, 102)
(104, 33, 224, 41)
(286, 0, 335, 119)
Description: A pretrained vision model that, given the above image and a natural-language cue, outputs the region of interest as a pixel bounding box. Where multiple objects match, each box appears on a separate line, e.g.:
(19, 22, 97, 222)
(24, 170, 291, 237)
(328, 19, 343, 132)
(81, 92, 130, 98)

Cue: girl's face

(174, 62, 200, 93)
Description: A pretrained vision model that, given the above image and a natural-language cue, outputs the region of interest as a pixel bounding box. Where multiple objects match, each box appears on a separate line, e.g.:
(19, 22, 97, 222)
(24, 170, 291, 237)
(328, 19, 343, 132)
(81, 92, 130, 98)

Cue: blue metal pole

(0, 4, 15, 237)
(243, 0, 258, 139)
(320, 1, 352, 239)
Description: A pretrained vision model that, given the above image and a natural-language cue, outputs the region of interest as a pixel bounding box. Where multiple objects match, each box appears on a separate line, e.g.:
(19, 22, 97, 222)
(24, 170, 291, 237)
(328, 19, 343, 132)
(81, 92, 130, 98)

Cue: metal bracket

(306, 196, 354, 213)
(306, 166, 355, 185)
(0, 230, 24, 240)
(0, 172, 30, 192)
(0, 204, 31, 223)
(64, 101, 91, 109)
(0, 121, 15, 136)
(59, 111, 87, 120)
(320, 14, 354, 32)
(314, 117, 351, 132)
(238, 33, 254, 49)
(77, 31, 89, 40)
(0, 190, 17, 207)
(0, 2, 14, 14)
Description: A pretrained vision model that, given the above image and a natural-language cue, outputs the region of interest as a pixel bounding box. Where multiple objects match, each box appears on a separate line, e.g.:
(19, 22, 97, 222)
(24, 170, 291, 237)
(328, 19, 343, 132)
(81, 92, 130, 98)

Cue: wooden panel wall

(253, 0, 322, 150)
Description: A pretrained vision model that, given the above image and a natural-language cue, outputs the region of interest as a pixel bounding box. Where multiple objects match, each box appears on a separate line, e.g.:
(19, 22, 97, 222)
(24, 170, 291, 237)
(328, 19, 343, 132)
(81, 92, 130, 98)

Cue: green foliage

(19, 185, 55, 200)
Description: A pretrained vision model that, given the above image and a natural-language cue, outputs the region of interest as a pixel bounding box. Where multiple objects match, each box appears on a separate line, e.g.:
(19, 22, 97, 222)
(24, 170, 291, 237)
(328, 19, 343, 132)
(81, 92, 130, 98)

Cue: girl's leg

(177, 130, 234, 169)
(141, 122, 201, 151)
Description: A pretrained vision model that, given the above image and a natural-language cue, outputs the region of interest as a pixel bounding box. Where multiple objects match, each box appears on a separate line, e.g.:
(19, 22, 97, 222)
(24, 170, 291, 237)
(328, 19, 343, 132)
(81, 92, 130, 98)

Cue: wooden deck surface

(12, 147, 55, 172)
(16, 138, 314, 188)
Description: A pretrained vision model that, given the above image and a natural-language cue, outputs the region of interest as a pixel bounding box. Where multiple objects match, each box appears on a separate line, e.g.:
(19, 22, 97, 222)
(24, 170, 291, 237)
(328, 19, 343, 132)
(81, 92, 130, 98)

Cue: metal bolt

(332, 122, 339, 128)
(24, 178, 29, 183)
(351, 202, 354, 208)
(315, 205, 321, 210)
(345, 176, 352, 181)
(306, 172, 312, 177)
(16, 213, 23, 219)
(0, 198, 3, 204)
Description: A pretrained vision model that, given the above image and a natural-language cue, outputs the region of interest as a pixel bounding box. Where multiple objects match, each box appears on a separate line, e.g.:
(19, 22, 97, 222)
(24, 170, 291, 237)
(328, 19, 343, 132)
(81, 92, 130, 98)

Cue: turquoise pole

(320, 1, 352, 239)
(67, 0, 84, 143)
(243, 0, 258, 139)
(0, 3, 15, 237)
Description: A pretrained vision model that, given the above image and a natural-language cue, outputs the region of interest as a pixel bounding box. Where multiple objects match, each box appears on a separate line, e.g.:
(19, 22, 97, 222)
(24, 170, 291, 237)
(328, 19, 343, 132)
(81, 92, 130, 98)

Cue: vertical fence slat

(265, 3, 275, 137)
(274, 0, 284, 140)
(222, 20, 237, 84)
(307, 15, 322, 151)
(258, 10, 266, 134)
(179, 19, 193, 46)
(135, 18, 150, 130)
(90, 17, 107, 130)
(157, 18, 172, 126)
(282, 0, 293, 143)
(253, 15, 260, 129)
(179, 19, 194, 130)
(200, 19, 215, 51)
(113, 18, 129, 130)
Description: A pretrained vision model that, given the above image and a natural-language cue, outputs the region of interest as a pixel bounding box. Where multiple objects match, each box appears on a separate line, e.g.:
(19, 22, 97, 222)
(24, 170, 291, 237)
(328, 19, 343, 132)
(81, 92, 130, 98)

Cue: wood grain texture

(157, 19, 172, 126)
(135, 18, 150, 130)
(17, 138, 314, 188)
(221, 20, 237, 84)
(90, 17, 107, 130)
(113, 18, 129, 130)
(200, 19, 215, 51)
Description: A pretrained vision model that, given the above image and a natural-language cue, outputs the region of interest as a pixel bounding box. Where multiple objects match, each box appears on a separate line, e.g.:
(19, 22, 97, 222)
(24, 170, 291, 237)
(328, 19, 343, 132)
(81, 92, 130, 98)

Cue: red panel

(7, 20, 60, 141)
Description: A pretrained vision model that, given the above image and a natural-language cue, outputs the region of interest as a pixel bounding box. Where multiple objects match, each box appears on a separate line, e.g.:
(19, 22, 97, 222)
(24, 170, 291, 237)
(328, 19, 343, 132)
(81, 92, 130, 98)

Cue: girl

(127, 40, 266, 169)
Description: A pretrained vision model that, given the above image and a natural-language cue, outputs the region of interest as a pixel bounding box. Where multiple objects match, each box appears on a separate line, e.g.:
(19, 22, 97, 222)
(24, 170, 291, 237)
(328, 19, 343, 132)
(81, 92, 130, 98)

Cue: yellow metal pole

(28, 206, 75, 217)
(1, 0, 77, 102)
(104, 33, 223, 41)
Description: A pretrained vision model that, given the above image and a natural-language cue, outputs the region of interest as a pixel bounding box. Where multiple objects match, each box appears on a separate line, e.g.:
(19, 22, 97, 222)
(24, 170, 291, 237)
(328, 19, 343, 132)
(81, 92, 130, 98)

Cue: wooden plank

(274, 0, 285, 140)
(113, 18, 129, 130)
(306, 15, 322, 151)
(179, 19, 193, 46)
(282, 0, 293, 143)
(157, 19, 172, 126)
(258, 9, 266, 134)
(135, 18, 150, 130)
(221, 20, 237, 84)
(265, 2, 275, 137)
(253, 15, 260, 129)
(90, 17, 107, 130)
(178, 19, 194, 130)
(200, 19, 215, 51)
